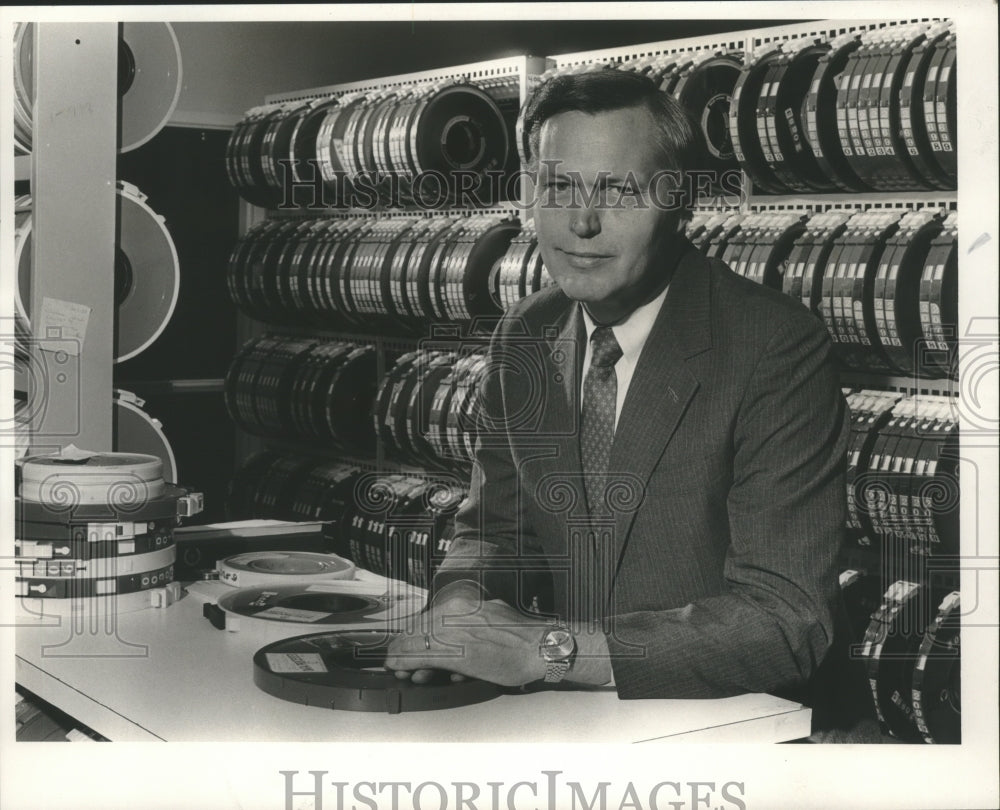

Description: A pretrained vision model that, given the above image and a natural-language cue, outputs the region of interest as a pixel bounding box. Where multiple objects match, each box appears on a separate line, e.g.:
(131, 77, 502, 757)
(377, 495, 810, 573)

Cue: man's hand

(385, 590, 550, 687)
(385, 584, 615, 687)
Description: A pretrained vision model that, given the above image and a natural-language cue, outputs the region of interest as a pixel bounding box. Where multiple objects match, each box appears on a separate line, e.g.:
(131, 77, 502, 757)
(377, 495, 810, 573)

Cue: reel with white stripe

(14, 22, 182, 154)
(15, 184, 179, 364)
(216, 550, 356, 588)
(114, 389, 178, 484)
(19, 447, 165, 506)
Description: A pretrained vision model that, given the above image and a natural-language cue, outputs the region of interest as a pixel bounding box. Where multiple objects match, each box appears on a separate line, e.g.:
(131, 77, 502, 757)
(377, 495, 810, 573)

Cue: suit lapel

(607, 243, 714, 582)
(540, 302, 585, 514)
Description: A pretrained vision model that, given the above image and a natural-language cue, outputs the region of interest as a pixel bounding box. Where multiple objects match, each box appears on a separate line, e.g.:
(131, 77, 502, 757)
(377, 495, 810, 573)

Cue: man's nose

(570, 202, 601, 238)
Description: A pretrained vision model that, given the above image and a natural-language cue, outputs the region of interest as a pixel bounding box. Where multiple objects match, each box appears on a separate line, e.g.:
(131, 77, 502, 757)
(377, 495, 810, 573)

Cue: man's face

(532, 105, 681, 324)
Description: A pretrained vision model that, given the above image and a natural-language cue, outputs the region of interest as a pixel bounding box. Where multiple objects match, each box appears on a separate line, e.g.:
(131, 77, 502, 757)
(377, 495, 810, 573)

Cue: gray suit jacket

(435, 239, 850, 700)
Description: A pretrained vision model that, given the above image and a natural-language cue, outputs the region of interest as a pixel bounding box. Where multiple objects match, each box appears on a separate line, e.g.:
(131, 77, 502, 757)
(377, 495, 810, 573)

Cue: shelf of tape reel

(224, 336, 379, 451)
(226, 212, 520, 328)
(854, 578, 961, 743)
(522, 47, 744, 191)
(14, 184, 180, 363)
(227, 79, 515, 210)
(842, 391, 959, 557)
(225, 453, 467, 591)
(732, 22, 956, 194)
(224, 332, 492, 471)
(683, 205, 958, 379)
(14, 21, 182, 155)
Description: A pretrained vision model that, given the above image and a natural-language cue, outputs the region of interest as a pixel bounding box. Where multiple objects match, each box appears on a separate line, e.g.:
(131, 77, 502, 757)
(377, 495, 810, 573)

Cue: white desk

(15, 589, 811, 743)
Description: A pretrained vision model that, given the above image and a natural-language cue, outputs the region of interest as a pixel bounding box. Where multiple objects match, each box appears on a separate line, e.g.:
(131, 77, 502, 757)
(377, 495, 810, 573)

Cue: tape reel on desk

(14, 22, 181, 154)
(197, 579, 426, 645)
(216, 550, 356, 588)
(252, 630, 501, 713)
(19, 449, 165, 506)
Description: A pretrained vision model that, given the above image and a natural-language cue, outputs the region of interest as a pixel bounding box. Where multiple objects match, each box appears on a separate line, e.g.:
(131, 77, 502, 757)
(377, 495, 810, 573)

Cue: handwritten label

(265, 652, 328, 674)
(38, 297, 90, 356)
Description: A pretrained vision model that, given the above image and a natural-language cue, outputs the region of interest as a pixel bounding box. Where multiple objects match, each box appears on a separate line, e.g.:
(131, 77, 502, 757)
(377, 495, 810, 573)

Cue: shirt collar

(580, 284, 669, 365)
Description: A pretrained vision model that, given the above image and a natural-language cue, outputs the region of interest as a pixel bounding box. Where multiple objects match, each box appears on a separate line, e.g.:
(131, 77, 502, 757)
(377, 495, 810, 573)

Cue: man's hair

(523, 69, 699, 172)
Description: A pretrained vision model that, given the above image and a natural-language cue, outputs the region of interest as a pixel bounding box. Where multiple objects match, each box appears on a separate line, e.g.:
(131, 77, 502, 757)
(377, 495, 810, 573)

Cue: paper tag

(265, 652, 328, 674)
(305, 581, 383, 594)
(38, 297, 91, 356)
(256, 606, 328, 623)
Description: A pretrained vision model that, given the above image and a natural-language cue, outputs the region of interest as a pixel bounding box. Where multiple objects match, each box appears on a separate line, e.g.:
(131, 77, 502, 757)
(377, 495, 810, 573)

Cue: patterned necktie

(580, 326, 623, 516)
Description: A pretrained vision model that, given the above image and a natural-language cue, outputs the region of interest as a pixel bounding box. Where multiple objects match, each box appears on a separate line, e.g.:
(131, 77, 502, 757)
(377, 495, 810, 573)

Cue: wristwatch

(540, 623, 577, 683)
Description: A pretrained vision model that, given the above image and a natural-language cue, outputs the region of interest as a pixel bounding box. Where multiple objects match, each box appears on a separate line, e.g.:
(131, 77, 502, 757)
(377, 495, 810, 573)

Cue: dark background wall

(170, 19, 801, 122)
(116, 127, 239, 522)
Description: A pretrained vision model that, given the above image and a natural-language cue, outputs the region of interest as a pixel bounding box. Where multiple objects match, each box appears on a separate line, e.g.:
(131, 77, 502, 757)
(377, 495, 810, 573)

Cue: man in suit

(386, 70, 850, 702)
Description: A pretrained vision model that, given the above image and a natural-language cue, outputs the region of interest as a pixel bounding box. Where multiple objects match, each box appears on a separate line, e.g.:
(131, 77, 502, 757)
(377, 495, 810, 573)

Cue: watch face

(544, 629, 571, 647)
(542, 628, 574, 660)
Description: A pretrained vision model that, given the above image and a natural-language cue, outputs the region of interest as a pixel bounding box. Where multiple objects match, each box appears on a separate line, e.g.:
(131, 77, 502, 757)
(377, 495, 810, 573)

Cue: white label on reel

(256, 606, 329, 623)
(265, 652, 328, 674)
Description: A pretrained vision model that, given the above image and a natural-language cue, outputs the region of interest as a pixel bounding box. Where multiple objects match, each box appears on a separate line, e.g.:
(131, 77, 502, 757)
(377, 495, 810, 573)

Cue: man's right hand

(384, 583, 555, 687)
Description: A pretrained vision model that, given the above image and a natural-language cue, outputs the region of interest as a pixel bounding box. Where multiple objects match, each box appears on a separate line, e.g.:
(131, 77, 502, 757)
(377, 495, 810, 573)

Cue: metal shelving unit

(24, 23, 120, 454)
(232, 54, 553, 476)
(229, 16, 962, 492)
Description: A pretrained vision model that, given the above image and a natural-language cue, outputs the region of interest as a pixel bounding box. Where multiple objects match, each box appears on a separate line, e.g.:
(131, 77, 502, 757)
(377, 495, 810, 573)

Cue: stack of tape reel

(842, 391, 959, 557)
(683, 205, 957, 379)
(187, 545, 498, 713)
(848, 575, 960, 743)
(14, 447, 203, 615)
(374, 350, 487, 470)
(187, 549, 426, 646)
(227, 78, 515, 209)
(226, 212, 518, 328)
(14, 21, 182, 155)
(223, 336, 378, 451)
(520, 48, 743, 187)
(730, 21, 956, 193)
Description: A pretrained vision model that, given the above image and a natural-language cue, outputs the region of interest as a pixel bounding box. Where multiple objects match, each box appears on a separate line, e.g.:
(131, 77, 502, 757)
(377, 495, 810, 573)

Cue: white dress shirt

(579, 285, 670, 431)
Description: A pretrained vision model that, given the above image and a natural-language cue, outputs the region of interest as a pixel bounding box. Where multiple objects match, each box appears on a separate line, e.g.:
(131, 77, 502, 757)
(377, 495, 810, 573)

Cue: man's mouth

(557, 248, 614, 268)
